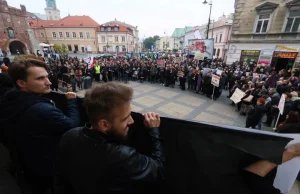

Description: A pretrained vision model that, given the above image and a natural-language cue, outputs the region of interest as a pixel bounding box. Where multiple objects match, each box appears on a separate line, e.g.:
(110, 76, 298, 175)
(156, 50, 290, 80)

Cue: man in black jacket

(55, 83, 165, 194)
(0, 57, 80, 194)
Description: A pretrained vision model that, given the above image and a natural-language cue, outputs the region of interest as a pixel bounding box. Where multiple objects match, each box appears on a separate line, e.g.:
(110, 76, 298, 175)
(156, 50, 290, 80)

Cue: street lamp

(203, 0, 213, 39)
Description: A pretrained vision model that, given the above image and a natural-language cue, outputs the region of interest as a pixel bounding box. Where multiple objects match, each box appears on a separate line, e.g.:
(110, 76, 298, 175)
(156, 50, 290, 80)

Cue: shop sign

(241, 50, 260, 56)
(275, 45, 298, 52)
(273, 52, 298, 59)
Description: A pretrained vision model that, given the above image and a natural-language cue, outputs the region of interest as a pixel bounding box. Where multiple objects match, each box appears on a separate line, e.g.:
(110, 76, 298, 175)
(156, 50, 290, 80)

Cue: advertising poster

(188, 39, 214, 60)
(258, 50, 274, 66)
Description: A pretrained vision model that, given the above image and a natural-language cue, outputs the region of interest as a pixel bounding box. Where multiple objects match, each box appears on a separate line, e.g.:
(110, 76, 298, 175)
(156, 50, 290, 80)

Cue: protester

(0, 57, 81, 194)
(55, 83, 165, 194)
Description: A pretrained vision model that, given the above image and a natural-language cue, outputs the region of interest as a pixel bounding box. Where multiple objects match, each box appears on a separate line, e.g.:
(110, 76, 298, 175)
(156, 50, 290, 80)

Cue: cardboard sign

(211, 74, 220, 87)
(157, 60, 165, 66)
(230, 88, 245, 104)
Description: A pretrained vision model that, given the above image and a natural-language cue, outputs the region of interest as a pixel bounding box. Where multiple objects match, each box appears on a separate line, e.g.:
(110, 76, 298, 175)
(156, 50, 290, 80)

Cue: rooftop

(29, 15, 99, 28)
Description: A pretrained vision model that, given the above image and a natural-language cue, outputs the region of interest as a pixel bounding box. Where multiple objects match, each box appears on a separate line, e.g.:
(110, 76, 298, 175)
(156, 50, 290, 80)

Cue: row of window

(100, 26, 119, 32)
(101, 36, 126, 43)
(213, 48, 222, 57)
(102, 45, 127, 52)
(46, 32, 91, 39)
(64, 44, 92, 52)
(255, 10, 300, 33)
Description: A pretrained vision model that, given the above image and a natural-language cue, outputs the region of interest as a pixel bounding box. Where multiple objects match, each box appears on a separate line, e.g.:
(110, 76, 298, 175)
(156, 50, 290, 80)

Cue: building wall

(0, 2, 31, 54)
(97, 32, 134, 53)
(227, 0, 300, 63)
(41, 27, 98, 53)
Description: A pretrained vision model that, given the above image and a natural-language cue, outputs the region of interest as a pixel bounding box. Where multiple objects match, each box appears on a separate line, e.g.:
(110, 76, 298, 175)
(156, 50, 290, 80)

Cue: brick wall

(0, 4, 32, 53)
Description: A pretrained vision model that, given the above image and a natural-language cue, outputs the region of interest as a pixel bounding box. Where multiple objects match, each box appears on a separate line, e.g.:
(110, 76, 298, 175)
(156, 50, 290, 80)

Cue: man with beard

(55, 83, 165, 194)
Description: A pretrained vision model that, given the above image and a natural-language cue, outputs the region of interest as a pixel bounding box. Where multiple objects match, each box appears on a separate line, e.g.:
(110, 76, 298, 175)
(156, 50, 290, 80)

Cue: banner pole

(212, 86, 215, 101)
(274, 112, 281, 131)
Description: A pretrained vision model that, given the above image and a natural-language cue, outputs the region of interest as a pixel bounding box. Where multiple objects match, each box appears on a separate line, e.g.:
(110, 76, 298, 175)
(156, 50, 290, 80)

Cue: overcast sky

(10, 0, 235, 39)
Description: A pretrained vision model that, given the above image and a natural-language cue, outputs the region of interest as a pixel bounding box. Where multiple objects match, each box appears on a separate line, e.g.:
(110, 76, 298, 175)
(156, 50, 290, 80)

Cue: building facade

(0, 0, 31, 55)
(44, 0, 60, 20)
(101, 19, 139, 52)
(97, 21, 135, 53)
(171, 27, 193, 51)
(208, 15, 233, 60)
(29, 16, 99, 53)
(227, 0, 300, 70)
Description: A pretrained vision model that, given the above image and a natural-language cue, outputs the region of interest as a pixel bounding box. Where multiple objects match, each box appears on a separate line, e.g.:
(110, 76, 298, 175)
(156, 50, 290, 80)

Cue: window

(215, 36, 218, 43)
(285, 10, 300, 32)
(255, 14, 270, 33)
(66, 32, 70, 38)
(107, 27, 111, 31)
(101, 27, 105, 31)
(40, 33, 44, 38)
(122, 46, 126, 52)
(67, 44, 72, 51)
(213, 48, 216, 56)
(52, 32, 57, 38)
(79, 32, 83, 39)
(219, 34, 222, 43)
(103, 46, 107, 52)
(86, 32, 90, 39)
(114, 27, 118, 31)
(7, 27, 15, 39)
(59, 32, 63, 39)
(72, 32, 76, 39)
(101, 36, 105, 42)
(74, 45, 78, 51)
(217, 49, 220, 57)
(115, 36, 119, 42)
(122, 36, 125, 42)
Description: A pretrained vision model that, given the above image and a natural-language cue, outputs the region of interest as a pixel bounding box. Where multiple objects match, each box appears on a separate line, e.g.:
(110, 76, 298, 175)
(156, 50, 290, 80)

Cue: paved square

(193, 112, 234, 126)
(133, 91, 142, 97)
(134, 85, 157, 93)
(157, 102, 193, 119)
(206, 103, 238, 119)
(133, 96, 164, 107)
(131, 104, 143, 113)
(155, 90, 180, 99)
(176, 96, 206, 107)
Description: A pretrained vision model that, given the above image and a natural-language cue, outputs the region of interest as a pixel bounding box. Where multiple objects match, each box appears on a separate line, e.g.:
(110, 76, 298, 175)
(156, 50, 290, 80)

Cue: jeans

(257, 119, 262, 130)
(71, 83, 76, 92)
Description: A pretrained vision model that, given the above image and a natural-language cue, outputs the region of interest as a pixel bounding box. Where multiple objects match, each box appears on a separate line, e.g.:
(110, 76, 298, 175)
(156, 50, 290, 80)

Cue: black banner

(45, 92, 292, 194)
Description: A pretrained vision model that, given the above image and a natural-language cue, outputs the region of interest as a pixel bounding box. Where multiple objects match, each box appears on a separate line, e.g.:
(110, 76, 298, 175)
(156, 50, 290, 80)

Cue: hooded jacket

(0, 90, 80, 177)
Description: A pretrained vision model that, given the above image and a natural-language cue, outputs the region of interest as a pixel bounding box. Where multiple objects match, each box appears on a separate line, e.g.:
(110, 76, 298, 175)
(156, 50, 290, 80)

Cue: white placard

(230, 88, 245, 104)
(211, 74, 220, 87)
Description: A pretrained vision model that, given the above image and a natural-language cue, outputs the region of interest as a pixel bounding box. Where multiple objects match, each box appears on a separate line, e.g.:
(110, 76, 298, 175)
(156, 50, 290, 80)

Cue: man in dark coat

(0, 57, 80, 194)
(55, 83, 165, 194)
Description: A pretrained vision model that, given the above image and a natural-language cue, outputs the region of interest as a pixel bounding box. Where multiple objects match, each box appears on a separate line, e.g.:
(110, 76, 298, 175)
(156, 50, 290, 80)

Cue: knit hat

(257, 97, 266, 104)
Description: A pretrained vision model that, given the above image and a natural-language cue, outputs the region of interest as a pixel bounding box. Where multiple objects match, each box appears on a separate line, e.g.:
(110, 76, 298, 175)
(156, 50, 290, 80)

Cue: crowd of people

(41, 55, 300, 131)
(0, 54, 300, 194)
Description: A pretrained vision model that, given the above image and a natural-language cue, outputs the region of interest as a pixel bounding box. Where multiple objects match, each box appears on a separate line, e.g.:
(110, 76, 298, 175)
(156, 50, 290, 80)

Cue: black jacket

(0, 90, 80, 176)
(55, 126, 165, 194)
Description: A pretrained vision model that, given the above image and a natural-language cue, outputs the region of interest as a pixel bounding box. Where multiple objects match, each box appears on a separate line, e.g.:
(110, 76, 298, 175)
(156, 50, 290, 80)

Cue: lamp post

(203, 0, 213, 39)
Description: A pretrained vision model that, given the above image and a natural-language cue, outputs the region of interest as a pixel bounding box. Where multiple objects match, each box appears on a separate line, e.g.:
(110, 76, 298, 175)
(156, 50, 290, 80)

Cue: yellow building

(29, 15, 99, 53)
